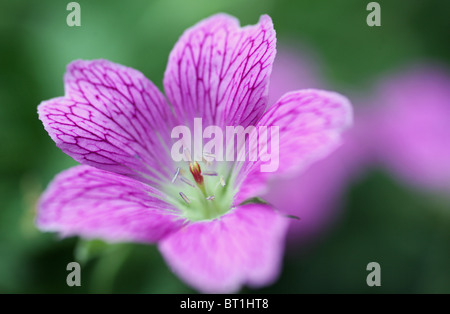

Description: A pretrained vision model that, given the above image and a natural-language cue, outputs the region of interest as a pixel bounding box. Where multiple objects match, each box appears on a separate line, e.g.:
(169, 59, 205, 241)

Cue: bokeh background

(1, 0, 449, 293)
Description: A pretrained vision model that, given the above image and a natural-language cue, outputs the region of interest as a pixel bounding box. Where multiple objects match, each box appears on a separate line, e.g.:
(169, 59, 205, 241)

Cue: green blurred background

(1, 0, 449, 293)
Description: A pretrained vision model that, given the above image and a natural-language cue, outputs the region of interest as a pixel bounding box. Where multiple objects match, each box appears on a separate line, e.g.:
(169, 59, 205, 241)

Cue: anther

(203, 152, 216, 161)
(206, 195, 215, 201)
(202, 171, 218, 176)
(180, 176, 195, 187)
(171, 167, 180, 183)
(179, 192, 191, 204)
(219, 176, 226, 187)
(202, 156, 212, 167)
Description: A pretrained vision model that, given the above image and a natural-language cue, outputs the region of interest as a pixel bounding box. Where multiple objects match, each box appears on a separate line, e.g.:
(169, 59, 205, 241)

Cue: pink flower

(369, 65, 450, 192)
(37, 14, 352, 293)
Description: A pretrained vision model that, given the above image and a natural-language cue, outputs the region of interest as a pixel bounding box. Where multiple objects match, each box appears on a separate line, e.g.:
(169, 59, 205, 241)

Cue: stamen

(180, 176, 195, 187)
(203, 152, 216, 161)
(219, 176, 226, 187)
(183, 148, 192, 162)
(202, 171, 218, 176)
(179, 192, 191, 204)
(206, 195, 215, 201)
(202, 156, 212, 167)
(171, 167, 180, 183)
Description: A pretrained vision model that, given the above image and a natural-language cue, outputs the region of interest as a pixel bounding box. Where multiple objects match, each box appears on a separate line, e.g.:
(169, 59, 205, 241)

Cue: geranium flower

(37, 14, 352, 293)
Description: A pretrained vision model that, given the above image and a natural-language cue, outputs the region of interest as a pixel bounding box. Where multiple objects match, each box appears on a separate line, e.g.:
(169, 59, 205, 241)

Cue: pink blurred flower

(263, 45, 369, 244)
(268, 44, 325, 105)
(264, 49, 450, 247)
(264, 125, 369, 244)
(37, 15, 352, 292)
(369, 65, 450, 192)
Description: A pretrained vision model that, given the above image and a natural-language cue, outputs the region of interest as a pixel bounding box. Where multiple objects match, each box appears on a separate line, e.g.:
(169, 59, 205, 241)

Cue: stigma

(189, 161, 204, 186)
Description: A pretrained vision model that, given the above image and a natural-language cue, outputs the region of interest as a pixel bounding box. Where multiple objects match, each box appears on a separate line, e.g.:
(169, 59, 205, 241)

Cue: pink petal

(158, 204, 289, 293)
(370, 66, 450, 191)
(38, 59, 176, 185)
(236, 89, 353, 202)
(37, 165, 183, 243)
(164, 14, 276, 128)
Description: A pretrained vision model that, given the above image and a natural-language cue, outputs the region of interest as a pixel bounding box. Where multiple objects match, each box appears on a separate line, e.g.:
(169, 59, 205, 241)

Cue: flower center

(163, 152, 235, 222)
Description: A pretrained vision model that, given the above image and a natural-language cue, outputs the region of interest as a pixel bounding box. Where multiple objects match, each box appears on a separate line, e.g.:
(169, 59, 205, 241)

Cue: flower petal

(164, 14, 276, 128)
(38, 59, 176, 185)
(158, 204, 289, 293)
(37, 165, 183, 243)
(236, 89, 353, 202)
